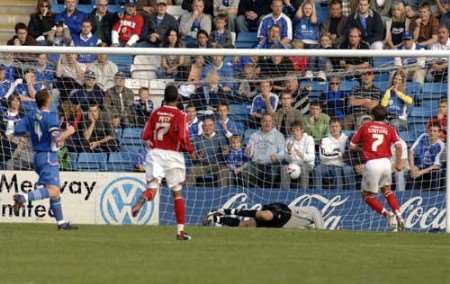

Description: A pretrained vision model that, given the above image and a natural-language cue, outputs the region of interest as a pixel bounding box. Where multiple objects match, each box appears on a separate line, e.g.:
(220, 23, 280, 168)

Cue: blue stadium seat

(77, 152, 108, 170)
(341, 80, 358, 92)
(420, 100, 439, 116)
(374, 81, 389, 91)
(399, 130, 416, 145)
(316, 6, 329, 23)
(311, 82, 328, 92)
(422, 82, 446, 100)
(69, 152, 79, 170)
(236, 32, 257, 43)
(229, 104, 248, 116)
(107, 152, 140, 171)
(109, 55, 133, 72)
(373, 57, 394, 67)
(373, 72, 390, 82)
(121, 128, 143, 147)
(236, 42, 256, 49)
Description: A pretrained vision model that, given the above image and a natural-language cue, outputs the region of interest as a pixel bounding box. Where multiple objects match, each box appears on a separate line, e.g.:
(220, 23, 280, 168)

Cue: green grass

(0, 224, 449, 284)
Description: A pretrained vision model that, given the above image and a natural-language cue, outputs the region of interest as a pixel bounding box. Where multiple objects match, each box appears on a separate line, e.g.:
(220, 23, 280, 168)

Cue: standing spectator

(186, 104, 203, 137)
(130, 87, 154, 128)
(344, 69, 381, 129)
(139, 0, 178, 47)
(320, 0, 347, 46)
(86, 44, 119, 91)
(187, 55, 206, 84)
(160, 29, 186, 80)
(316, 119, 349, 189)
(0, 64, 20, 102)
(284, 119, 315, 188)
(0, 53, 18, 81)
(250, 80, 279, 124)
(410, 3, 439, 47)
(112, 0, 144, 47)
(303, 102, 330, 145)
(46, 21, 73, 64)
(28, 0, 54, 42)
(344, 0, 384, 49)
(88, 0, 118, 46)
(427, 99, 448, 141)
(272, 92, 304, 137)
(179, 0, 212, 47)
(429, 25, 450, 82)
(72, 20, 102, 64)
(257, 0, 292, 45)
(385, 1, 411, 49)
(210, 14, 234, 48)
(70, 71, 105, 111)
(55, 54, 85, 100)
(243, 114, 285, 188)
(237, 0, 271, 32)
(35, 54, 54, 90)
(380, 69, 413, 130)
(213, 0, 240, 32)
(54, 0, 87, 37)
(104, 71, 135, 127)
(394, 32, 426, 85)
(215, 102, 239, 139)
(338, 27, 370, 72)
(83, 104, 119, 152)
(293, 0, 319, 48)
(409, 123, 445, 190)
(320, 76, 348, 121)
(187, 117, 230, 187)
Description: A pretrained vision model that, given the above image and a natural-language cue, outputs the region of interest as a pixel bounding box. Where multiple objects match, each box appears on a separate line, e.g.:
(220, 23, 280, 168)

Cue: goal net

(0, 47, 447, 232)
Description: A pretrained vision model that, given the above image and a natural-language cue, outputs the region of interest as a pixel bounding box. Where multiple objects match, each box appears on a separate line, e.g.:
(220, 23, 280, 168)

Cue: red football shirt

(350, 121, 399, 161)
(142, 105, 193, 154)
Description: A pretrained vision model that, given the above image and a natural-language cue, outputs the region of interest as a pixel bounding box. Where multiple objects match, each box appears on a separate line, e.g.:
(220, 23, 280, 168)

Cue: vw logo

(100, 177, 154, 224)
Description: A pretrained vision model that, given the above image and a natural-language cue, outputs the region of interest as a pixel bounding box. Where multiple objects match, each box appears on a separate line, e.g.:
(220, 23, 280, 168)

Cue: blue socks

(26, 187, 49, 201)
(50, 197, 65, 223)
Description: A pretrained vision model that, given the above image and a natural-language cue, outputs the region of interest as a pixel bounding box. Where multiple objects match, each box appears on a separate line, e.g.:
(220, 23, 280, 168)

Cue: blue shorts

(34, 152, 60, 187)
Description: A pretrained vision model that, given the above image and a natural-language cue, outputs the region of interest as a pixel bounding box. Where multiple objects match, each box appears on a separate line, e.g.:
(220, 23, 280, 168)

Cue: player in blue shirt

(8, 89, 77, 230)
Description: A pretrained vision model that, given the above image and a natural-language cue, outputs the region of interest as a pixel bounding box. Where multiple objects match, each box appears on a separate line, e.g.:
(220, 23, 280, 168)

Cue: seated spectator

(237, 0, 271, 32)
(257, 0, 292, 46)
(303, 102, 330, 145)
(196, 29, 212, 48)
(344, 69, 381, 129)
(86, 44, 119, 91)
(15, 69, 45, 112)
(427, 99, 448, 141)
(7, 23, 37, 63)
(344, 0, 384, 49)
(215, 102, 239, 138)
(182, 0, 214, 16)
(55, 53, 85, 100)
(104, 71, 134, 126)
(28, 0, 54, 42)
(237, 60, 259, 102)
(0, 64, 21, 102)
(370, 0, 391, 18)
(213, 0, 239, 33)
(316, 119, 349, 189)
(380, 69, 413, 130)
(186, 104, 203, 137)
(320, 76, 348, 121)
(112, 0, 144, 47)
(250, 80, 279, 124)
(410, 3, 439, 47)
(210, 14, 234, 48)
(284, 73, 311, 115)
(187, 117, 230, 187)
(179, 0, 212, 47)
(138, 0, 178, 47)
(429, 25, 450, 82)
(82, 103, 119, 152)
(226, 135, 251, 184)
(201, 53, 234, 91)
(54, 0, 87, 37)
(0, 53, 18, 81)
(88, 0, 118, 46)
(187, 55, 206, 85)
(46, 22, 73, 63)
(409, 123, 445, 190)
(385, 1, 411, 49)
(73, 20, 102, 64)
(273, 92, 304, 136)
(160, 29, 186, 80)
(256, 24, 287, 49)
(61, 97, 84, 153)
(283, 119, 315, 189)
(192, 71, 227, 110)
(338, 27, 370, 72)
(441, 1, 450, 32)
(130, 87, 154, 128)
(320, 0, 347, 46)
(35, 54, 55, 90)
(137, 0, 158, 16)
(259, 55, 294, 92)
(318, 33, 333, 72)
(293, 0, 319, 48)
(243, 114, 285, 188)
(288, 40, 308, 72)
(394, 32, 426, 85)
(70, 70, 105, 111)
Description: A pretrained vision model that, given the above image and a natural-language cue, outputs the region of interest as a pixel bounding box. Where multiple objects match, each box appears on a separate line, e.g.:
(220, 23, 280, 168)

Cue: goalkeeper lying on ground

(203, 202, 325, 229)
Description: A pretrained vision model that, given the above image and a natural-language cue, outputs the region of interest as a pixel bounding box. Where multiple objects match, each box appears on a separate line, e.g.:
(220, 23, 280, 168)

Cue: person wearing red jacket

(112, 0, 144, 46)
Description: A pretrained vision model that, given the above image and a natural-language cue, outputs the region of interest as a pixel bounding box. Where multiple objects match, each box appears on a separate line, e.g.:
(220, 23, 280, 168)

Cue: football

(287, 163, 301, 179)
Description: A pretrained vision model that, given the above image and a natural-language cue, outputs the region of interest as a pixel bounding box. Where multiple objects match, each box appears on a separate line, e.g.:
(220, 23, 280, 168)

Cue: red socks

(384, 191, 400, 214)
(143, 189, 155, 201)
(174, 197, 186, 226)
(364, 195, 387, 216)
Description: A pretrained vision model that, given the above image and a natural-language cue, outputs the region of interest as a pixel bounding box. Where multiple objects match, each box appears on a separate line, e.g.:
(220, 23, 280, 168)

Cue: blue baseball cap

(123, 0, 137, 5)
(0, 63, 6, 70)
(402, 32, 413, 41)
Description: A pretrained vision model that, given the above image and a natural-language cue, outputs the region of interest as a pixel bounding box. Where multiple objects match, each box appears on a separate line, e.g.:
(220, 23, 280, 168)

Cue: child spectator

(226, 135, 250, 180)
(210, 14, 234, 48)
(213, 0, 239, 32)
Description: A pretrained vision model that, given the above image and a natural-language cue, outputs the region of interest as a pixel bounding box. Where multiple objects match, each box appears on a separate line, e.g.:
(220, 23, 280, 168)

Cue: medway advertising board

(0, 171, 159, 225)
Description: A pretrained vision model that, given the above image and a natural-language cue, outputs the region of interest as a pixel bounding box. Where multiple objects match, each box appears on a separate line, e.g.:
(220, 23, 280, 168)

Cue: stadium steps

(0, 0, 35, 44)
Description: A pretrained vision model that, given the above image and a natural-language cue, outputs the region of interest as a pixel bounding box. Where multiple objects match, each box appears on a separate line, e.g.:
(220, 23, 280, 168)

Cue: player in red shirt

(132, 85, 193, 240)
(350, 105, 405, 231)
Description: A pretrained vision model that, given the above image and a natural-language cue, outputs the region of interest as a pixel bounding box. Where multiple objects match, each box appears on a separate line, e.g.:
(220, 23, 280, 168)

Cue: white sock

(177, 224, 184, 233)
(57, 220, 67, 225)
(22, 193, 28, 202)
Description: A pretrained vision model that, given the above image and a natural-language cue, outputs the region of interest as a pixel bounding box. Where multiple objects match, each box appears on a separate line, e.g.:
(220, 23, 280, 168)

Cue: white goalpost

(0, 46, 447, 232)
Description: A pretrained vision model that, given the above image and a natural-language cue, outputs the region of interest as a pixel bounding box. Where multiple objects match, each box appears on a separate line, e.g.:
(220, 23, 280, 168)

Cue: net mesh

(0, 51, 446, 231)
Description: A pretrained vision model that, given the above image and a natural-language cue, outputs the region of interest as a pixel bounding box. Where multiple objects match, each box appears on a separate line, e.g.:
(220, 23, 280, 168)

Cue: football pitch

(0, 224, 449, 284)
